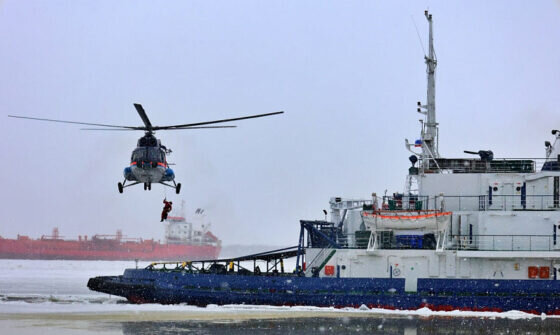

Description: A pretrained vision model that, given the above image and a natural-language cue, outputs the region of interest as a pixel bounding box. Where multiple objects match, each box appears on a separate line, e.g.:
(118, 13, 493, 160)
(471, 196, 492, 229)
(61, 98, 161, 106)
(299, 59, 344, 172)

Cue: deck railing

(382, 194, 560, 212)
(420, 157, 557, 174)
(309, 231, 559, 252)
(448, 234, 558, 252)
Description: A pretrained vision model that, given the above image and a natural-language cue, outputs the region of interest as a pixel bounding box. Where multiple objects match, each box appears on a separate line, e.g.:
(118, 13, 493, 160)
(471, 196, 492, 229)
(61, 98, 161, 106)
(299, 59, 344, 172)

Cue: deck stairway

(305, 248, 336, 277)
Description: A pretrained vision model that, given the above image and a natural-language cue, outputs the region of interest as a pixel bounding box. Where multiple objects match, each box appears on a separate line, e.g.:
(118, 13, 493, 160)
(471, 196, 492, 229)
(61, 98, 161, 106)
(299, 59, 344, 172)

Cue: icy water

(1, 260, 560, 334)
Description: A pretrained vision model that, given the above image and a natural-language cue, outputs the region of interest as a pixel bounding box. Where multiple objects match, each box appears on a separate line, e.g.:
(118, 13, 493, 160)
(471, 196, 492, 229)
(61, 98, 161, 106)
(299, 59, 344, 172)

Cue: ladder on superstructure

(304, 248, 336, 277)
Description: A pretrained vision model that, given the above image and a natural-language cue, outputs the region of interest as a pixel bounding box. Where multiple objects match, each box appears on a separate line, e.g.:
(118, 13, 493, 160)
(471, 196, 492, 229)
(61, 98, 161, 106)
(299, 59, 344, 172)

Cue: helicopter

(8, 104, 283, 194)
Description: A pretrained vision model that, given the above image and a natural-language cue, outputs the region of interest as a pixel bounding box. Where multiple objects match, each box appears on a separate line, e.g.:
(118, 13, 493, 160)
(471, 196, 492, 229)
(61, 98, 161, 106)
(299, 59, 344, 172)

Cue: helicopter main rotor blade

(80, 128, 143, 131)
(133, 103, 153, 132)
(10, 108, 281, 131)
(8, 115, 140, 129)
(153, 111, 284, 130)
(81, 125, 237, 130)
(162, 125, 238, 129)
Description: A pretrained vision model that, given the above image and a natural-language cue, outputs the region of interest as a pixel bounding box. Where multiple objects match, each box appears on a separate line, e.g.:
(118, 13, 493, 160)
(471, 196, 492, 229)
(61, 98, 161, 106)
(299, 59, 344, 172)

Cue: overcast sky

(1, 1, 559, 246)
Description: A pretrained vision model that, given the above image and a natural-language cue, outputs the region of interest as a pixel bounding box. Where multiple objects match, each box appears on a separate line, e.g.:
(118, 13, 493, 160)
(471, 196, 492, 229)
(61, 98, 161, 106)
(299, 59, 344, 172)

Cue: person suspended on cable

(161, 198, 173, 222)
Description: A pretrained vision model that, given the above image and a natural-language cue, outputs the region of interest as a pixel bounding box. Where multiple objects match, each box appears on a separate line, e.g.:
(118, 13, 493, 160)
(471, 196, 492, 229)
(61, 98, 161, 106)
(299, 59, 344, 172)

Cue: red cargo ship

(0, 216, 221, 261)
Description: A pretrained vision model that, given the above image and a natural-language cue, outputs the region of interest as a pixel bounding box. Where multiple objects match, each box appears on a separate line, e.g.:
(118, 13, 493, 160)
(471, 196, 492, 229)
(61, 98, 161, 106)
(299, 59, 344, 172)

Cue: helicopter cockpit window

(132, 148, 163, 163)
(147, 148, 162, 162)
(131, 148, 147, 162)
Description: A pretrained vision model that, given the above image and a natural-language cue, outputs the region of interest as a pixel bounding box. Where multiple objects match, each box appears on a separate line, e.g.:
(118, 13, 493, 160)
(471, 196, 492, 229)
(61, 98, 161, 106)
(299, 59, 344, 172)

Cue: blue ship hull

(88, 269, 560, 315)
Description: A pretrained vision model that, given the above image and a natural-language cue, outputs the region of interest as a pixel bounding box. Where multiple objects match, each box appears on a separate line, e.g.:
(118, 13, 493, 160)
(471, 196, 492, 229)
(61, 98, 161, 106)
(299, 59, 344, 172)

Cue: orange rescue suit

(161, 200, 173, 222)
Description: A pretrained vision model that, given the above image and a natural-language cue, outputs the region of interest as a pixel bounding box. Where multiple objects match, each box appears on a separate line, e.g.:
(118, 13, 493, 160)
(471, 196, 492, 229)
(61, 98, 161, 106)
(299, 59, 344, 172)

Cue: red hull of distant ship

(0, 237, 221, 261)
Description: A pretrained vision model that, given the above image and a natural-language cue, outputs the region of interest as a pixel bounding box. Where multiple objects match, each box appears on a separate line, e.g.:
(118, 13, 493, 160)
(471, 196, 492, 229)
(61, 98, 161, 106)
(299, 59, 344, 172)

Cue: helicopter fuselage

(124, 159, 173, 184)
(122, 134, 176, 189)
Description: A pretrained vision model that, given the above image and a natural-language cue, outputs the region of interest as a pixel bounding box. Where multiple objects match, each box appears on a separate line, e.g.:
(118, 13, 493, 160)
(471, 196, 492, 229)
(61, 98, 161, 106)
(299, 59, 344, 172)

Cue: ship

(87, 11, 560, 314)
(0, 210, 221, 261)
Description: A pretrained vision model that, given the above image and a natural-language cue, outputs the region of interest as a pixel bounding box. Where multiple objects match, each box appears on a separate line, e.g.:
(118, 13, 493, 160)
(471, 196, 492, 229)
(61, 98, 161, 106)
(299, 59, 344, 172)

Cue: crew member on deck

(161, 199, 173, 222)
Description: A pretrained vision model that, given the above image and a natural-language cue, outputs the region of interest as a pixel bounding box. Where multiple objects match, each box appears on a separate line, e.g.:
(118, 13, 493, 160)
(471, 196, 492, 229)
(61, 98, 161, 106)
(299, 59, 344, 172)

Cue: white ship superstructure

(303, 11, 560, 290)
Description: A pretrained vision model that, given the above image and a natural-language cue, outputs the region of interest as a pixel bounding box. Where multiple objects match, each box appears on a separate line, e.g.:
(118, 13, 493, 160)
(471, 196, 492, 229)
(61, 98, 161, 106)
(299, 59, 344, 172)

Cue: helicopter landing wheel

(118, 182, 123, 194)
(176, 183, 181, 194)
(144, 183, 148, 191)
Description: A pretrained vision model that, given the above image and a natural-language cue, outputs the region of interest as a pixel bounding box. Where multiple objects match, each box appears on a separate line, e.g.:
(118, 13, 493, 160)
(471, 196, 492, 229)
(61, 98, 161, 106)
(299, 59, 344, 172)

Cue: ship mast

(422, 10, 439, 159)
(405, 10, 440, 189)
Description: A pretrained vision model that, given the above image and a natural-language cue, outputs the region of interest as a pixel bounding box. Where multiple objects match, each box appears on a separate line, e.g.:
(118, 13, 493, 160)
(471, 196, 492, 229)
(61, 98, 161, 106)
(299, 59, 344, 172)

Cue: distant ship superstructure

(165, 215, 220, 247)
